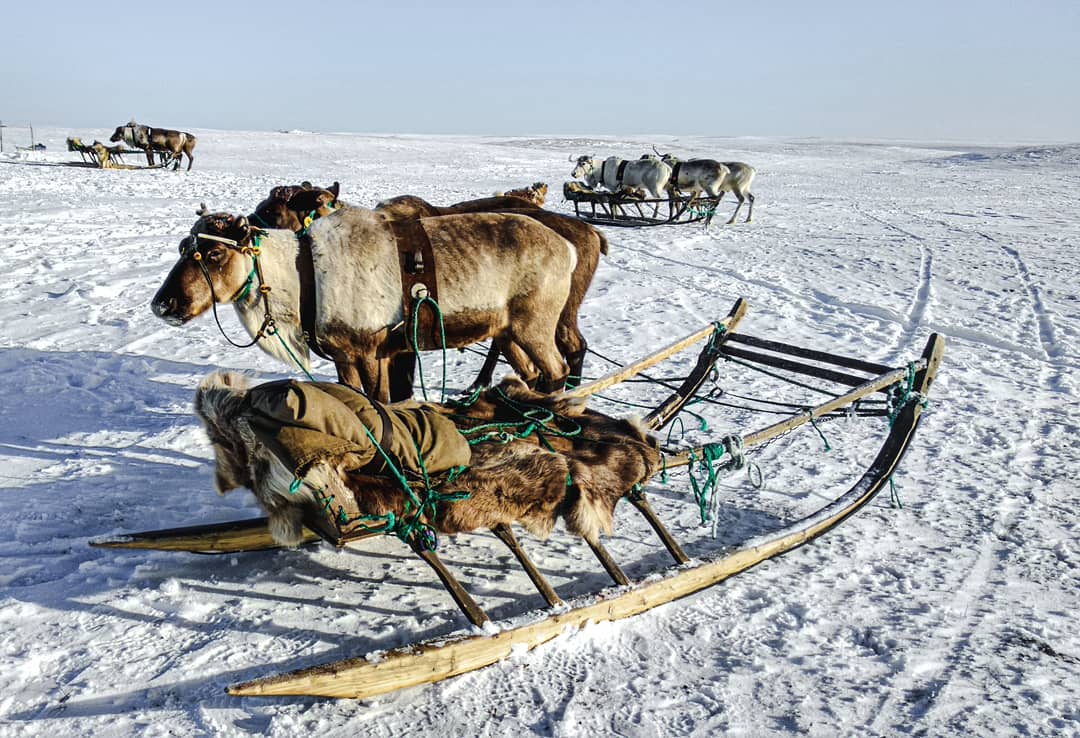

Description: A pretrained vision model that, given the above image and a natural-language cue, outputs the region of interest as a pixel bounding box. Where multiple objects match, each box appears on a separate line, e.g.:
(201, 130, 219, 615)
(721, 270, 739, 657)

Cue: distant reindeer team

(570, 150, 756, 224)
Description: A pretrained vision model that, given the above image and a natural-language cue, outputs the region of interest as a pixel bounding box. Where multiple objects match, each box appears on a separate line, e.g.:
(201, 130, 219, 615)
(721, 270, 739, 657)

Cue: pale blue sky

(3, 0, 1077, 141)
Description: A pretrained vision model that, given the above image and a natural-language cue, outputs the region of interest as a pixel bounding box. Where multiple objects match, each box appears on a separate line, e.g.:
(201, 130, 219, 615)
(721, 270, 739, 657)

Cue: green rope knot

(886, 362, 928, 427)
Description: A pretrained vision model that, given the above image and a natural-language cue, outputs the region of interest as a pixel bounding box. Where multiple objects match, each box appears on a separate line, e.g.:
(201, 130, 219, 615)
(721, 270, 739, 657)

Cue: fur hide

(194, 372, 661, 547)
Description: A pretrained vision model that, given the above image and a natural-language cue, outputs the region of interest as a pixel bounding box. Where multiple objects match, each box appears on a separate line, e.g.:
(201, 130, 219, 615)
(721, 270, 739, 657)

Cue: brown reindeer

(194, 371, 660, 550)
(373, 193, 607, 392)
(151, 207, 575, 401)
(250, 182, 341, 232)
(495, 182, 548, 207)
(110, 121, 197, 170)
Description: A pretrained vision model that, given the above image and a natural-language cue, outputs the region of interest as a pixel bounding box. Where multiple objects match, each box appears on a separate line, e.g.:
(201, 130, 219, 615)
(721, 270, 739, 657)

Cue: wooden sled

(93, 298, 944, 700)
(563, 181, 721, 227)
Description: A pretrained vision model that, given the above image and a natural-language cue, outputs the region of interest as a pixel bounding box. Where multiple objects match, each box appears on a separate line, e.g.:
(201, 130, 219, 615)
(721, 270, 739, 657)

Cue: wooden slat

(663, 358, 928, 470)
(720, 345, 874, 387)
(89, 517, 319, 554)
(566, 301, 746, 399)
(644, 299, 746, 429)
(725, 333, 894, 375)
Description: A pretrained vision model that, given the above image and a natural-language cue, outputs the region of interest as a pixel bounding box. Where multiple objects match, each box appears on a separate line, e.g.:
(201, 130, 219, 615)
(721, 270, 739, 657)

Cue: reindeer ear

(196, 202, 209, 216)
(235, 215, 249, 232)
(301, 181, 313, 189)
(329, 182, 340, 198)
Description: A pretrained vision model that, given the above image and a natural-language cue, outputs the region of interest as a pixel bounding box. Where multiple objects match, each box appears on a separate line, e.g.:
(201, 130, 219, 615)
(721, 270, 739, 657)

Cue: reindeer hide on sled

(194, 373, 661, 548)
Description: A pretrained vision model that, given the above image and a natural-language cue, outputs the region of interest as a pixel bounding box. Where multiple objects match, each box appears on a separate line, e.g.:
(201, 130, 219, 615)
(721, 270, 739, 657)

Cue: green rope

(887, 362, 926, 427)
(687, 442, 727, 525)
(457, 386, 582, 447)
(883, 363, 928, 511)
(410, 295, 448, 403)
(807, 412, 832, 451)
(274, 332, 316, 381)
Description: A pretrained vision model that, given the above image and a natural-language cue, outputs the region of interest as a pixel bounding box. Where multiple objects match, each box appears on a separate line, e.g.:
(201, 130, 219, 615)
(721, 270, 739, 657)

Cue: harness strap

(616, 159, 628, 181)
(358, 399, 404, 476)
(389, 219, 441, 350)
(296, 233, 333, 361)
(670, 161, 682, 184)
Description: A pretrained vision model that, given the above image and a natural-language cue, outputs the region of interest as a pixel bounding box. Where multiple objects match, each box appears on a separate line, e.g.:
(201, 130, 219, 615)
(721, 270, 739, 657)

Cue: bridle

(184, 227, 276, 348)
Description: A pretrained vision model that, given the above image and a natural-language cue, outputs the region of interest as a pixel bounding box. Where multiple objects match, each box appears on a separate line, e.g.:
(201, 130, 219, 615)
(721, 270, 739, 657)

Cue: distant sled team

(111, 120, 197, 170)
(565, 149, 756, 227)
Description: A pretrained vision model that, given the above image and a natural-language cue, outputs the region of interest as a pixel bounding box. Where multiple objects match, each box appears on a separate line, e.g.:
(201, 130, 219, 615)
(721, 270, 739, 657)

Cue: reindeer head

(570, 155, 597, 181)
(252, 181, 340, 232)
(150, 211, 260, 325)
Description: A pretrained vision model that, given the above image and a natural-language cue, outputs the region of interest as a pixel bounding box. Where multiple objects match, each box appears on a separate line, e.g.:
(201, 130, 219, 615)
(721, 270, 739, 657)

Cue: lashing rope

(410, 294, 449, 403)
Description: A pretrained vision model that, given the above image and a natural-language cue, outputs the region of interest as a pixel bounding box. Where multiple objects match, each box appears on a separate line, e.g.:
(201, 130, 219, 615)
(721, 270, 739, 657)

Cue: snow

(1, 127, 1078, 736)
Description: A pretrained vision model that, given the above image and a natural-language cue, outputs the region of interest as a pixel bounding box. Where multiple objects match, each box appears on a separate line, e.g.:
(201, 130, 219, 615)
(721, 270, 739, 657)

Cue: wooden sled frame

(563, 182, 721, 227)
(91, 299, 944, 699)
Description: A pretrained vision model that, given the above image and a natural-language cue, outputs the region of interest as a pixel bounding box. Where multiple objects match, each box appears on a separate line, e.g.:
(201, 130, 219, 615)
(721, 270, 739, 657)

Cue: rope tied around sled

(456, 386, 582, 449)
(687, 435, 764, 536)
(884, 362, 929, 509)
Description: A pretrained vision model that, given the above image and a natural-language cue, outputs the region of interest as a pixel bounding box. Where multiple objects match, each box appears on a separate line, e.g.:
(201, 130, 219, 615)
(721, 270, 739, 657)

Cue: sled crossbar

(665, 356, 930, 469)
(720, 344, 880, 388)
(725, 333, 894, 375)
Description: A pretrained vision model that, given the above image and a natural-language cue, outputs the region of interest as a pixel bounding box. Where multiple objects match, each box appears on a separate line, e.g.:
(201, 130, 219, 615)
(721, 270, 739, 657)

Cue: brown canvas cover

(242, 380, 470, 479)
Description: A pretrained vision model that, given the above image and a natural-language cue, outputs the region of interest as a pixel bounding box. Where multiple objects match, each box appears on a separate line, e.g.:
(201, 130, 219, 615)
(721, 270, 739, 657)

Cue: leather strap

(389, 219, 441, 350)
(295, 233, 333, 360)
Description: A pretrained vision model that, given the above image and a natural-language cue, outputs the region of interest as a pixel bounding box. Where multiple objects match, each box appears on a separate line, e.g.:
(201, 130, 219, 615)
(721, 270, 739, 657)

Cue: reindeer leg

(408, 537, 489, 627)
(496, 338, 540, 388)
(492, 523, 562, 607)
(586, 537, 629, 586)
(388, 352, 416, 402)
(727, 194, 745, 225)
(745, 192, 755, 223)
(468, 344, 502, 393)
(555, 323, 587, 389)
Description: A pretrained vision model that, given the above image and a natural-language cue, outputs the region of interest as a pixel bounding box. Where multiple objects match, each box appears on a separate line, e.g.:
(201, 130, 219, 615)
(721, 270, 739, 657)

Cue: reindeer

(495, 182, 548, 207)
(658, 152, 756, 224)
(372, 192, 607, 393)
(151, 207, 576, 402)
(254, 185, 604, 397)
(110, 120, 197, 170)
(571, 155, 672, 217)
(570, 155, 672, 199)
(250, 181, 341, 232)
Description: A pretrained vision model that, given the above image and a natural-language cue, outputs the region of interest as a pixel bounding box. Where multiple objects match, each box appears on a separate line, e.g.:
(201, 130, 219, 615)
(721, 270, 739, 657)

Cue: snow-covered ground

(0, 128, 1077, 737)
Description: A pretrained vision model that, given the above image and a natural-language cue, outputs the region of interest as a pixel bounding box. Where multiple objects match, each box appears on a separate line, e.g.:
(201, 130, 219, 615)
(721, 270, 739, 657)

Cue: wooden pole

(662, 357, 929, 470)
(565, 299, 746, 400)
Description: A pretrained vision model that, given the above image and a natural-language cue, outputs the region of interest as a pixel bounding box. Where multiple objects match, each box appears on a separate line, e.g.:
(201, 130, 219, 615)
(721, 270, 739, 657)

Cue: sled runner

(93, 298, 944, 699)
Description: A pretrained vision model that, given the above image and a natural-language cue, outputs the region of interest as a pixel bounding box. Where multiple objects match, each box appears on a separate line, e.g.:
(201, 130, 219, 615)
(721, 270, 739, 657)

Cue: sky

(2, 0, 1078, 142)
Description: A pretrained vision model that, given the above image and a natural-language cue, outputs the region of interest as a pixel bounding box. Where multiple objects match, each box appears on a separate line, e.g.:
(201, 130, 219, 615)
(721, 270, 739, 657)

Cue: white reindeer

(571, 155, 672, 200)
(659, 153, 756, 224)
